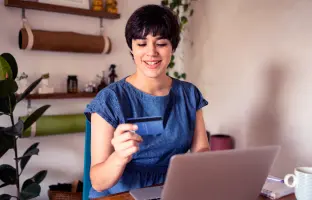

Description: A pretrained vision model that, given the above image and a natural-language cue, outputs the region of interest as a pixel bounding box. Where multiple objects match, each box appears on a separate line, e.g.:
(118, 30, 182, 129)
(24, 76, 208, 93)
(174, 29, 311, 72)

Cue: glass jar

(67, 75, 78, 93)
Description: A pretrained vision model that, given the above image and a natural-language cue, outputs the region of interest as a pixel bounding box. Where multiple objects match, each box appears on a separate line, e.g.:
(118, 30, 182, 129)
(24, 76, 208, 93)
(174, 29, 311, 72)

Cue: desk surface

(95, 192, 295, 200)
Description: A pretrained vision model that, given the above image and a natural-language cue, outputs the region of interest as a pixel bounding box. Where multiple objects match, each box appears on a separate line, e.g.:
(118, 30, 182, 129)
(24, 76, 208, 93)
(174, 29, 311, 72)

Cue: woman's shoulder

(173, 78, 200, 93)
(96, 78, 127, 97)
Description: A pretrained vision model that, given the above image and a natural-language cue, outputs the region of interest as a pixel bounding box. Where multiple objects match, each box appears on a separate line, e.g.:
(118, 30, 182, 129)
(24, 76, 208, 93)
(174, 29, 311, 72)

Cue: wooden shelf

(25, 92, 97, 100)
(5, 0, 120, 19)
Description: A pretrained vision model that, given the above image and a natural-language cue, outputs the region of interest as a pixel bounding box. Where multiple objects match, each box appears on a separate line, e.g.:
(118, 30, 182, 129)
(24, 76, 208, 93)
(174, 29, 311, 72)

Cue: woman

(84, 4, 210, 199)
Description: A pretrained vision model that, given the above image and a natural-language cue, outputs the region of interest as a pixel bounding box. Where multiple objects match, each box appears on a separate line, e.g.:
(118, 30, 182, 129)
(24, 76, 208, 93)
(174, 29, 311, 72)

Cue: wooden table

(95, 191, 296, 200)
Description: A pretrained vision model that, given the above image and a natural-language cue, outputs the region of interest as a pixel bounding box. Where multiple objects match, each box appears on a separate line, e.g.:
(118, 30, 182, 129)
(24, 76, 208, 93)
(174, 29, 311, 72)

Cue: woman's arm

(190, 109, 210, 153)
(89, 113, 141, 192)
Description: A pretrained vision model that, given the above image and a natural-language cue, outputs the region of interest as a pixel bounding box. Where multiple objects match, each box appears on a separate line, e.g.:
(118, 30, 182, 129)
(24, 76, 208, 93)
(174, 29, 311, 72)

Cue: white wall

(0, 0, 158, 198)
(187, 0, 312, 177)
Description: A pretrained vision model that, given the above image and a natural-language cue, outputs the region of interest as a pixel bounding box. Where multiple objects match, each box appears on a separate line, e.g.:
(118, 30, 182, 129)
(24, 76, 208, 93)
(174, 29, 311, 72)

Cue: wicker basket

(48, 180, 82, 200)
(48, 190, 82, 200)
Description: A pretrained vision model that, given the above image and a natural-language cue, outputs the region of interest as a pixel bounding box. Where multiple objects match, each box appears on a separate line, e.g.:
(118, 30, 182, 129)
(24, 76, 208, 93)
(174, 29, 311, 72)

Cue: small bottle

(67, 75, 78, 93)
(97, 71, 107, 91)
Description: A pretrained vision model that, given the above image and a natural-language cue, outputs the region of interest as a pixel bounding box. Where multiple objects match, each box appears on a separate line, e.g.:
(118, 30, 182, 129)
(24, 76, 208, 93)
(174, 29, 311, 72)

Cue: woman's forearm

(90, 152, 127, 192)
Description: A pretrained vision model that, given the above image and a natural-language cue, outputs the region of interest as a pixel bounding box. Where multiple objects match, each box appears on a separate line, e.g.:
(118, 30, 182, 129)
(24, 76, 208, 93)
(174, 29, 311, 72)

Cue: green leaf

(0, 94, 16, 114)
(171, 55, 175, 61)
(16, 75, 44, 103)
(161, 0, 168, 6)
(0, 194, 12, 200)
(1, 53, 18, 80)
(20, 143, 39, 172)
(32, 170, 47, 184)
(168, 62, 175, 69)
(22, 170, 47, 190)
(181, 16, 188, 24)
(169, 2, 177, 9)
(0, 80, 18, 98)
(0, 165, 16, 185)
(190, 9, 194, 17)
(23, 105, 50, 131)
(16, 148, 39, 161)
(183, 4, 189, 12)
(0, 119, 24, 137)
(174, 71, 179, 78)
(0, 56, 12, 80)
(21, 179, 34, 191)
(20, 183, 41, 200)
(181, 73, 186, 79)
(0, 183, 10, 188)
(0, 133, 14, 158)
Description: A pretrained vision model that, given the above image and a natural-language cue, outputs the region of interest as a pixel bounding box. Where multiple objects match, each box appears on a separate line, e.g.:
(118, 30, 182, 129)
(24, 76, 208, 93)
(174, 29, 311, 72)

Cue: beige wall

(187, 0, 312, 177)
(0, 0, 158, 198)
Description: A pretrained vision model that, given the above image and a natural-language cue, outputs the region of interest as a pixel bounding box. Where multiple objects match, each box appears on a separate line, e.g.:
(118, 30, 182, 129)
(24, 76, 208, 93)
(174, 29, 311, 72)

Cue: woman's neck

(126, 73, 172, 96)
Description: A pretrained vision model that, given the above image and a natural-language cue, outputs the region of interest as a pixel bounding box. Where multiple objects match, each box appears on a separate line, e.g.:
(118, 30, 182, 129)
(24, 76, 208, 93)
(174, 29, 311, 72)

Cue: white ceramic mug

(284, 167, 312, 200)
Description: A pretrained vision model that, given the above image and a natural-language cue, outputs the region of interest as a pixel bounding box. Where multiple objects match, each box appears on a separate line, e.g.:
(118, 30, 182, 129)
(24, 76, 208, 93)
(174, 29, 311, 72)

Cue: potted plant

(0, 52, 50, 200)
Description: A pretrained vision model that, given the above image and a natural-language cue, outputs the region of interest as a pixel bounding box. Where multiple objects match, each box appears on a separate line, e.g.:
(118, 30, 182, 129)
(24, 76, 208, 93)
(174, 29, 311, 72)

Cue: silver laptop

(130, 145, 280, 200)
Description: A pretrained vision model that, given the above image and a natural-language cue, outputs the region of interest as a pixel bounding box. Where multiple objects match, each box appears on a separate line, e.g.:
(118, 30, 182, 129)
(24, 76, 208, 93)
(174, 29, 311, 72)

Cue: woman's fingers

(114, 140, 140, 152)
(112, 131, 142, 144)
(114, 124, 138, 137)
(119, 146, 140, 158)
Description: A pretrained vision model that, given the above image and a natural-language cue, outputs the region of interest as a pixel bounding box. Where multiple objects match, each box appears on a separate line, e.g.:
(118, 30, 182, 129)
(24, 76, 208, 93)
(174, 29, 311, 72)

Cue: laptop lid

(161, 145, 280, 200)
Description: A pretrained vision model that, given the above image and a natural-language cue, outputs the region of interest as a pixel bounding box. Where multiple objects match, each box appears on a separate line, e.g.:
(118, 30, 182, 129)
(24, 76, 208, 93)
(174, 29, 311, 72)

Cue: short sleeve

(194, 86, 208, 110)
(84, 89, 120, 128)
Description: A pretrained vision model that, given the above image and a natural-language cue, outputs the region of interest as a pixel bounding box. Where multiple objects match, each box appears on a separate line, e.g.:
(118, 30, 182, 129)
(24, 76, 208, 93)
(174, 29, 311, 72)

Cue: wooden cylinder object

(19, 28, 111, 54)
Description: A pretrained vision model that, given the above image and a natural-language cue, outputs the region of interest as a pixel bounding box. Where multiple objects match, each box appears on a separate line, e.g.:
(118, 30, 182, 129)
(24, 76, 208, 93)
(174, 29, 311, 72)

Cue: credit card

(126, 116, 164, 136)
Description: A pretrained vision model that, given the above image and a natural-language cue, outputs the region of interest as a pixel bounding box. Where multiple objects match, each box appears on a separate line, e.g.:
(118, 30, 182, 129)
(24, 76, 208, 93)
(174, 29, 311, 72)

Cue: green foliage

(0, 53, 49, 200)
(161, 0, 196, 80)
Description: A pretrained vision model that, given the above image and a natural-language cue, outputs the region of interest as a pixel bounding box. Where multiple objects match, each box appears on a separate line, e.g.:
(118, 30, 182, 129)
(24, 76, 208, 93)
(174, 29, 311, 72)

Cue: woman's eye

(157, 43, 167, 47)
(137, 43, 146, 47)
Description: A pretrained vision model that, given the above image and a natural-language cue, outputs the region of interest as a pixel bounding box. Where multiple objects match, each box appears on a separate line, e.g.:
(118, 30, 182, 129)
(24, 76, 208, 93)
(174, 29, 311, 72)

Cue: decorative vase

(210, 134, 234, 151)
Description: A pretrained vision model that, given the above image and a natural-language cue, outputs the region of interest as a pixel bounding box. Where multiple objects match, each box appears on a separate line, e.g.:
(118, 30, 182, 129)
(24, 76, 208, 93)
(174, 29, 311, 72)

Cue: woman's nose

(146, 43, 158, 56)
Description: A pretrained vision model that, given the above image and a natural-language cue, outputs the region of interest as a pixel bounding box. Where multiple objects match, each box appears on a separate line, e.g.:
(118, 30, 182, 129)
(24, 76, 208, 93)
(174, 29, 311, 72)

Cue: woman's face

(131, 34, 173, 79)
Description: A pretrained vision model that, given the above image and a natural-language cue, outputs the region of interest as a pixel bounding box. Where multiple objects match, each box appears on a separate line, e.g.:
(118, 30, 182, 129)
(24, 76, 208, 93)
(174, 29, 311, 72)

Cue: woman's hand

(111, 124, 143, 165)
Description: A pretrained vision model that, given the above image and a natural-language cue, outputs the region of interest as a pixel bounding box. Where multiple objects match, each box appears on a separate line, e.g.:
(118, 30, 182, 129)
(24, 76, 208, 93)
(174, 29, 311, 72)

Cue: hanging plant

(161, 0, 196, 80)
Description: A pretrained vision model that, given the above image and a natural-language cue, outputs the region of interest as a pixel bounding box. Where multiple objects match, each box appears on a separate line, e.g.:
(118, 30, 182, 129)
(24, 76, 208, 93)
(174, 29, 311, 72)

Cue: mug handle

(284, 174, 297, 187)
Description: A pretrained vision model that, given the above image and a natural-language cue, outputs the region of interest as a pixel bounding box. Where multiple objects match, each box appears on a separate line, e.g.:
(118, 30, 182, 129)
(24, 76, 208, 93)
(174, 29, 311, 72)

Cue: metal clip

(22, 8, 26, 19)
(100, 18, 104, 34)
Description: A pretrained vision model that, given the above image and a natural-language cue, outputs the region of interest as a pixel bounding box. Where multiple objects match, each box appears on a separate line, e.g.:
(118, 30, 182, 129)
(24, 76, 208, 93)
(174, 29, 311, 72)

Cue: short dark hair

(125, 4, 181, 52)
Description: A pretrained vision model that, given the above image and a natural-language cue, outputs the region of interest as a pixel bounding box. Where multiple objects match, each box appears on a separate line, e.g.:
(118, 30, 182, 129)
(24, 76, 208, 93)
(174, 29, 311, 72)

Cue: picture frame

(38, 0, 90, 9)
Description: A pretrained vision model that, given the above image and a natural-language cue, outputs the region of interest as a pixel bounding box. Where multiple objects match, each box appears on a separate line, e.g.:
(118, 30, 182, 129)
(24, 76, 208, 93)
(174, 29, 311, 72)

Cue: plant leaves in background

(20, 143, 39, 172)
(181, 16, 188, 24)
(161, 0, 168, 6)
(0, 194, 12, 200)
(0, 56, 12, 80)
(1, 53, 18, 80)
(0, 94, 16, 115)
(16, 73, 49, 103)
(181, 73, 186, 79)
(0, 164, 17, 185)
(0, 133, 14, 158)
(21, 179, 34, 191)
(168, 62, 174, 69)
(190, 9, 194, 16)
(23, 105, 50, 131)
(183, 4, 189, 12)
(174, 71, 179, 78)
(0, 119, 24, 137)
(32, 170, 47, 184)
(0, 80, 18, 98)
(22, 170, 47, 190)
(16, 148, 39, 161)
(20, 183, 41, 200)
